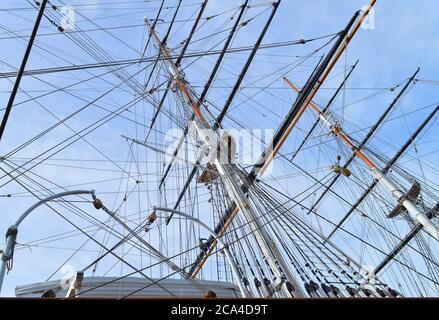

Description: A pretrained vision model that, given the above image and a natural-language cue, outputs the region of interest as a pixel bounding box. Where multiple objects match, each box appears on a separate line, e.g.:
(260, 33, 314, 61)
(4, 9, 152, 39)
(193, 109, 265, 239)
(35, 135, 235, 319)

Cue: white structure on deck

(15, 277, 240, 298)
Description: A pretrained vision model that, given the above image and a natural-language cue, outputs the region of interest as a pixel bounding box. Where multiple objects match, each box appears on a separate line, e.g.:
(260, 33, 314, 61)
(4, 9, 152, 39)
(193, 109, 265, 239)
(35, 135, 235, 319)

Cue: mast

(307, 68, 420, 221)
(326, 105, 439, 241)
(145, 0, 209, 141)
(213, 0, 279, 129)
(290, 60, 359, 161)
(164, 0, 280, 225)
(143, 0, 183, 89)
(139, 0, 165, 61)
(284, 78, 439, 241)
(145, 15, 304, 297)
(250, 0, 376, 177)
(189, 4, 372, 280)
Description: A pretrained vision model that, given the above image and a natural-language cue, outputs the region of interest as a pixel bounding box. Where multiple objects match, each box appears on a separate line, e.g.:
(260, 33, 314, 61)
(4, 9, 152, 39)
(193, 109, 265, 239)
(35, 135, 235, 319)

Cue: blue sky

(0, 0, 439, 297)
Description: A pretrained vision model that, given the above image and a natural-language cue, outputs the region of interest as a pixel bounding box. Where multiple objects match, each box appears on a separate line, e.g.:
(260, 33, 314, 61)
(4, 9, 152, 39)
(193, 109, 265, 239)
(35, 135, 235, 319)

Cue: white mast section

(145, 20, 304, 297)
(284, 79, 439, 241)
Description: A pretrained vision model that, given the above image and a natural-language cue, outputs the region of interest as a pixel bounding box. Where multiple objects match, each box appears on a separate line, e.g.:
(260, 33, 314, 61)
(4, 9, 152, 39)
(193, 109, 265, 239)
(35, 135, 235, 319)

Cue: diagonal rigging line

(1, 159, 154, 256)
(163, 2, 281, 226)
(0, 34, 338, 79)
(0, 162, 180, 297)
(325, 104, 439, 241)
(140, 0, 165, 60)
(306, 68, 420, 222)
(289, 60, 359, 162)
(213, 1, 280, 129)
(1, 60, 154, 159)
(142, 4, 182, 89)
(0, 0, 47, 142)
(189, 7, 357, 272)
(0, 65, 155, 188)
(92, 199, 210, 293)
(256, 178, 439, 286)
(158, 1, 249, 189)
(56, 0, 142, 55)
(0, 168, 156, 278)
(2, 156, 210, 297)
(78, 167, 439, 298)
(144, 0, 209, 141)
(226, 36, 339, 115)
(0, 93, 144, 188)
(37, 4, 148, 95)
(0, 61, 156, 183)
(0, 60, 143, 112)
(75, 175, 335, 297)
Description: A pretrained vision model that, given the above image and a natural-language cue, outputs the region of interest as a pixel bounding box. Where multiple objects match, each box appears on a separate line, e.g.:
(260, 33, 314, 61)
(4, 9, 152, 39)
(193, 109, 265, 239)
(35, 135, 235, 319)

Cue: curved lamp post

(153, 206, 250, 298)
(0, 190, 95, 294)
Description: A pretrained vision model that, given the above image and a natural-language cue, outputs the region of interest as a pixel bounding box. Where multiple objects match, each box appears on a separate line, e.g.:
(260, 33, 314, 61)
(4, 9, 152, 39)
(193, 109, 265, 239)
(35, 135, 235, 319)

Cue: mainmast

(190, 0, 376, 284)
(309, 68, 421, 230)
(144, 13, 304, 297)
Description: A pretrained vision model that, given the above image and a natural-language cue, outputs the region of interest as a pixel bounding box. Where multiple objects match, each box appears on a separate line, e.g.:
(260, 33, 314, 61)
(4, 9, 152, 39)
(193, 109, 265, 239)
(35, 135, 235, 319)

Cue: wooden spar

(257, 0, 377, 175)
(284, 78, 377, 169)
(285, 76, 439, 240)
(326, 105, 439, 240)
(143, 0, 183, 88)
(214, 1, 280, 129)
(159, 1, 248, 190)
(0, 0, 48, 142)
(140, 0, 165, 60)
(164, 0, 279, 223)
(306, 68, 420, 218)
(189, 5, 366, 276)
(145, 0, 209, 141)
(190, 207, 240, 277)
(249, 12, 360, 180)
(189, 201, 241, 275)
(146, 15, 305, 297)
(290, 60, 359, 162)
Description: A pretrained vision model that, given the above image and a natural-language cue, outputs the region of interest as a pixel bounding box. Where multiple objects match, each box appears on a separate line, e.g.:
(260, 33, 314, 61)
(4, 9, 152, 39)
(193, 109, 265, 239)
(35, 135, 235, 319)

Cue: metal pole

(0, 190, 95, 294)
(0, 0, 48, 141)
(153, 207, 250, 298)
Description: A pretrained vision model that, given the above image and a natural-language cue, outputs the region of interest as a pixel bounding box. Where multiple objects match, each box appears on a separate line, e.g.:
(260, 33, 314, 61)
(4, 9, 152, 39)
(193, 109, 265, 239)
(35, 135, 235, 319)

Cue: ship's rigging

(1, 0, 439, 298)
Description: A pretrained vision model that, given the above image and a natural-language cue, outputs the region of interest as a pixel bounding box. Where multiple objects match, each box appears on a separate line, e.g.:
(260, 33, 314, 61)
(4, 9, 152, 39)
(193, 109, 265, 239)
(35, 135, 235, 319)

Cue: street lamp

(153, 206, 250, 298)
(0, 190, 96, 294)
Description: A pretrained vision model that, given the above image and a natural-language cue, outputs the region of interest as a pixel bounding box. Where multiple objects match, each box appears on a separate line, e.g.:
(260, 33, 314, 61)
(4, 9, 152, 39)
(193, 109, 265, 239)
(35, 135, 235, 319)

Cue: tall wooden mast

(144, 14, 304, 297)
